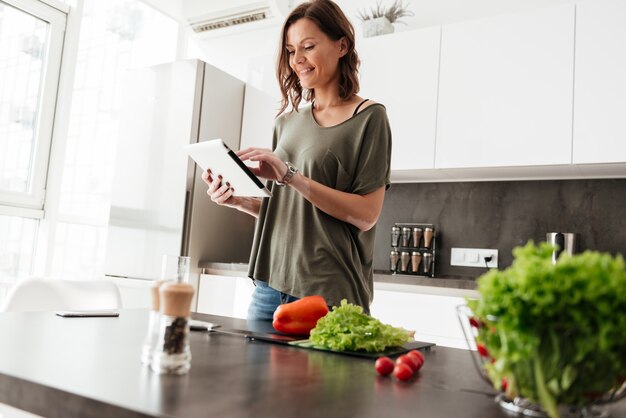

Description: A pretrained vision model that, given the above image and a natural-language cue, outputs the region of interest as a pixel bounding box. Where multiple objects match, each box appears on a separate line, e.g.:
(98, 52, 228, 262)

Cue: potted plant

(459, 242, 626, 418)
(357, 0, 414, 38)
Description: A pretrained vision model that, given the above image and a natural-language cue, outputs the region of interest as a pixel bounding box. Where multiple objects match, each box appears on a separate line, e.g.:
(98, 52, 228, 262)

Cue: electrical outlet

(450, 248, 498, 268)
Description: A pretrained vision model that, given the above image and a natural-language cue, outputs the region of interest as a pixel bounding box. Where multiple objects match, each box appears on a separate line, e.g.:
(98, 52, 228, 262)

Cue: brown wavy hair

(276, 0, 360, 116)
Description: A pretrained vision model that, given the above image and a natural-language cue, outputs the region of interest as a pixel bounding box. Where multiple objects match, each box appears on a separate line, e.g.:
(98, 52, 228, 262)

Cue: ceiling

(142, 0, 578, 32)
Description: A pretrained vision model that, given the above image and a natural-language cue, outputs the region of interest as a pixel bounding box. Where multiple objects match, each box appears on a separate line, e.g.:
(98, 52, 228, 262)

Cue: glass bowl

(456, 305, 626, 418)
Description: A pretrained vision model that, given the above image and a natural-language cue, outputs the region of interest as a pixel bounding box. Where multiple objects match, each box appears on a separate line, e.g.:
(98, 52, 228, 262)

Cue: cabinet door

(197, 274, 254, 319)
(436, 4, 575, 168)
(370, 289, 469, 349)
(573, 0, 626, 164)
(359, 27, 440, 170)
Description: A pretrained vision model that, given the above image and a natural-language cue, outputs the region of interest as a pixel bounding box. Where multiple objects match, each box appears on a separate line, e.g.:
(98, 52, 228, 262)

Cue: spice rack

(390, 223, 437, 278)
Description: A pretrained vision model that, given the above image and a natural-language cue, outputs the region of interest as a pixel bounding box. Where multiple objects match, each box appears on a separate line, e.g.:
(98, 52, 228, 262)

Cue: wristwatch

(275, 162, 298, 186)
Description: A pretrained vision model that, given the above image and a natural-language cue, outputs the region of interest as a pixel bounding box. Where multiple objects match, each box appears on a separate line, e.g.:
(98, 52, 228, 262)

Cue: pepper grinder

(423, 227, 434, 249)
(411, 251, 422, 273)
(150, 281, 195, 375)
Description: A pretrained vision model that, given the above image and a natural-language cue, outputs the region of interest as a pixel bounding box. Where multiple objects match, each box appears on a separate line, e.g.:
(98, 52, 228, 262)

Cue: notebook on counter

(185, 139, 271, 197)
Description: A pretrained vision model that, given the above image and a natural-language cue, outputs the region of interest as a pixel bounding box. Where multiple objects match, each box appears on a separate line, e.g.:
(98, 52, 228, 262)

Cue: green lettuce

(309, 299, 411, 352)
(468, 242, 626, 418)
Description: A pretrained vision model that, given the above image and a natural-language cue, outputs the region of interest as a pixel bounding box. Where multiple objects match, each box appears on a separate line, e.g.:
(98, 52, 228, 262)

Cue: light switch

(452, 250, 465, 262)
(450, 247, 499, 268)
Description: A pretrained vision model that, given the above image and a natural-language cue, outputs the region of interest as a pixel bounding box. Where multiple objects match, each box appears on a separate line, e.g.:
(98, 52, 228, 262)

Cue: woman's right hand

(201, 169, 240, 209)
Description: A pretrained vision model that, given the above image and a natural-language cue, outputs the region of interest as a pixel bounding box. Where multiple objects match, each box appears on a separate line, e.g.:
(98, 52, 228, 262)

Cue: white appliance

(105, 60, 255, 295)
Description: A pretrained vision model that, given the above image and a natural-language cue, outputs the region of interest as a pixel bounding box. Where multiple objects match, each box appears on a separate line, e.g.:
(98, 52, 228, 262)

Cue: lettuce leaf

(309, 300, 411, 352)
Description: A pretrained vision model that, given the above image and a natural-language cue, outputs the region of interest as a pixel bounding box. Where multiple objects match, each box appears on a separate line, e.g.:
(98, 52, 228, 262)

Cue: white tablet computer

(185, 139, 271, 197)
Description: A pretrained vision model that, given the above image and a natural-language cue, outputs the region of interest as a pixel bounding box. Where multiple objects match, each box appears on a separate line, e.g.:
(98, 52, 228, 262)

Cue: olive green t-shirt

(247, 103, 392, 312)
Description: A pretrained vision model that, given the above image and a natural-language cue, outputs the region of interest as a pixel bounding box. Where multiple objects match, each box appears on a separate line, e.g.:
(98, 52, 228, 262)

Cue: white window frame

(0, 0, 67, 216)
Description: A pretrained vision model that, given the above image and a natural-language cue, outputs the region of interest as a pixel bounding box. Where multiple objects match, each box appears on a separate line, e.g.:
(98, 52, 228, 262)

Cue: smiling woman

(201, 0, 393, 320)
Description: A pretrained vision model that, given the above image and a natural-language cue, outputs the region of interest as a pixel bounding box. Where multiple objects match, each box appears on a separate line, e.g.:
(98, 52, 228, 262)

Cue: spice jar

(399, 251, 410, 273)
(411, 251, 422, 273)
(423, 227, 434, 249)
(150, 282, 195, 375)
(423, 252, 433, 274)
(390, 250, 399, 272)
(412, 228, 423, 249)
(391, 226, 400, 247)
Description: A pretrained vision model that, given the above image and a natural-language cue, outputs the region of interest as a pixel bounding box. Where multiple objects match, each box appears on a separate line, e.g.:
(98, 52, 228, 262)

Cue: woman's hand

(201, 169, 262, 218)
(201, 169, 239, 208)
(236, 147, 287, 182)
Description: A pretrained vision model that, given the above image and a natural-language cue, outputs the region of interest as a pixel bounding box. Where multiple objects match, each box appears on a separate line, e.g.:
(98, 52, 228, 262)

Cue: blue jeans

(247, 280, 299, 321)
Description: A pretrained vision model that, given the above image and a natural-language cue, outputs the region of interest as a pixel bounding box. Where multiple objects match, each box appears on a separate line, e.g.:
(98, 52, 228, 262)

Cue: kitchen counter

(1, 309, 624, 418)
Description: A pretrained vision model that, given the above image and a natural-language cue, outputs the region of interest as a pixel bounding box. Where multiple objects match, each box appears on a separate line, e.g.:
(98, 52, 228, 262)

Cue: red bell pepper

(272, 295, 329, 336)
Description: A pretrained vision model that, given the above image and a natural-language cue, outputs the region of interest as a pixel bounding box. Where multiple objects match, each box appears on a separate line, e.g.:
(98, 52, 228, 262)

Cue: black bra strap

(352, 99, 370, 116)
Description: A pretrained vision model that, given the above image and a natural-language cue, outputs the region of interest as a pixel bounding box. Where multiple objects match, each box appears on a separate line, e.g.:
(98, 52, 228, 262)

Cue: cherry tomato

(501, 377, 508, 392)
(396, 354, 419, 373)
(406, 350, 425, 368)
(477, 343, 490, 358)
(469, 317, 481, 328)
(393, 363, 414, 381)
(375, 356, 395, 376)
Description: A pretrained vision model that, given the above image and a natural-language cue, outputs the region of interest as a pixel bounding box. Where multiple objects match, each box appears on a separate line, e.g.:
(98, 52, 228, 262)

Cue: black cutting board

(242, 331, 435, 359)
(285, 339, 435, 359)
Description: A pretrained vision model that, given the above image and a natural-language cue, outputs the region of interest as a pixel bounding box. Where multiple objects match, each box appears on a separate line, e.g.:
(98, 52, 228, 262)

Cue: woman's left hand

(236, 147, 287, 182)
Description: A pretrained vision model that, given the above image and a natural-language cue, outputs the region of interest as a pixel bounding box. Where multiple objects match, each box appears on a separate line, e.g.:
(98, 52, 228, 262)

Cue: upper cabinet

(359, 27, 440, 170)
(435, 4, 575, 168)
(573, 0, 626, 164)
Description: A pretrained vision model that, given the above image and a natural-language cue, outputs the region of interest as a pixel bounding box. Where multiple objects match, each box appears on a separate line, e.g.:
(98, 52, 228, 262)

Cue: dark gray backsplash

(374, 179, 626, 278)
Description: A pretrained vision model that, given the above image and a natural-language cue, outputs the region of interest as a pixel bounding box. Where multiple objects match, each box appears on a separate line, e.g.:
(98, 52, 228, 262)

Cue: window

(0, 0, 180, 304)
(0, 0, 66, 299)
(0, 0, 66, 211)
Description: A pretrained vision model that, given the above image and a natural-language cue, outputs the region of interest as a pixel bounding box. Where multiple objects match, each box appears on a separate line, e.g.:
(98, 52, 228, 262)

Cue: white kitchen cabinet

(573, 0, 626, 164)
(435, 4, 575, 168)
(196, 274, 254, 319)
(371, 284, 477, 349)
(359, 27, 441, 170)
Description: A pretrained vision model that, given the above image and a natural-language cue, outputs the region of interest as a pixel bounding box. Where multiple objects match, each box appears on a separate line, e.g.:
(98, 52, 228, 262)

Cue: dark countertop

(200, 262, 478, 291)
(373, 271, 477, 290)
(1, 309, 624, 418)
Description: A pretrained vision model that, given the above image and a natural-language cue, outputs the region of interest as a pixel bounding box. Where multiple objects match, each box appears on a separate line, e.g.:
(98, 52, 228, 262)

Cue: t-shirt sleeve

(350, 106, 392, 195)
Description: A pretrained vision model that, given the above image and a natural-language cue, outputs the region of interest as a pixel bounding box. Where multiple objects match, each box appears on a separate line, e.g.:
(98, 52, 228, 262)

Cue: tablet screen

(185, 139, 271, 197)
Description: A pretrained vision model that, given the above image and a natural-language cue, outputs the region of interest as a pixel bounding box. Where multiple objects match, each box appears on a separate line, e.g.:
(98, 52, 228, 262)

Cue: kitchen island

(0, 309, 624, 418)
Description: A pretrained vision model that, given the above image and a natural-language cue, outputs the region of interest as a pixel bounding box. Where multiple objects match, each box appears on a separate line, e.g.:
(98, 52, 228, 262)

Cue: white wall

(187, 26, 281, 100)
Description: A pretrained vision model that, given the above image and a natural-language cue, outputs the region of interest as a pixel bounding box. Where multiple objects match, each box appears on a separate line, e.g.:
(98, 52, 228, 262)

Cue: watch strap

(275, 162, 298, 186)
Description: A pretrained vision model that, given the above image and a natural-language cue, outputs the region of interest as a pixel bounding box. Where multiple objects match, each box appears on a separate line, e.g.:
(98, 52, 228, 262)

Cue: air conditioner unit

(183, 0, 299, 36)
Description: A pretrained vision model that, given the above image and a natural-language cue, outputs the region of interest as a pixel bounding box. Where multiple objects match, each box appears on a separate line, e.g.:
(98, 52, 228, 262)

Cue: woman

(202, 0, 392, 320)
